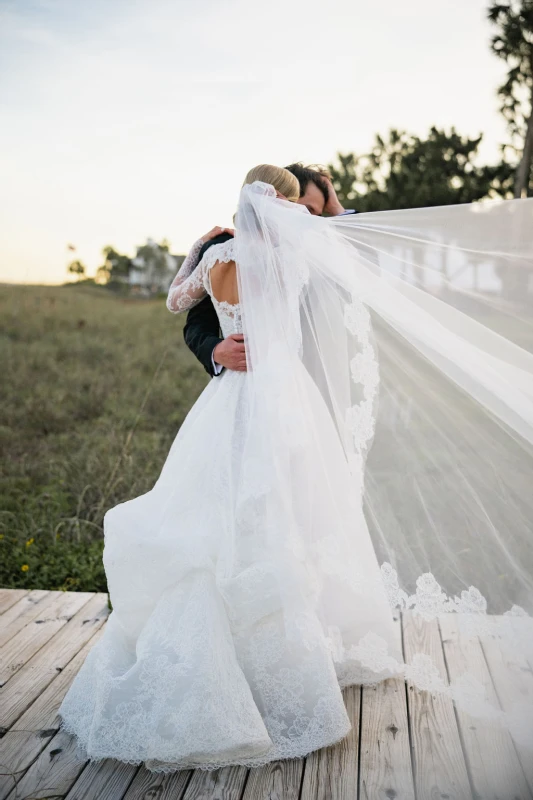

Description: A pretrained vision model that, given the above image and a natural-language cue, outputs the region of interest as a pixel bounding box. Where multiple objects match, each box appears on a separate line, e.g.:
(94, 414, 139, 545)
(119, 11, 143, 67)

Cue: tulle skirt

(58, 367, 400, 771)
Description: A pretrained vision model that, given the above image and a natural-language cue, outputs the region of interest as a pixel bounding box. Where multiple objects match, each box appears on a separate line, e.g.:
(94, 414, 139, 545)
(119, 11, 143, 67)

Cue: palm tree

(489, 0, 533, 197)
(67, 260, 86, 280)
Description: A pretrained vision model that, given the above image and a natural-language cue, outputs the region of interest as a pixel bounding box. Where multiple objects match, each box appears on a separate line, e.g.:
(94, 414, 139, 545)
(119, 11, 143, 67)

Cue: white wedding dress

(58, 231, 402, 771)
(59, 183, 533, 767)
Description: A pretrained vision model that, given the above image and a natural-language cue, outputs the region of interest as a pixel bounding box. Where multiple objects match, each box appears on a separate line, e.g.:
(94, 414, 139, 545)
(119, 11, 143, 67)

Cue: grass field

(1, 284, 209, 592)
(2, 282, 531, 607)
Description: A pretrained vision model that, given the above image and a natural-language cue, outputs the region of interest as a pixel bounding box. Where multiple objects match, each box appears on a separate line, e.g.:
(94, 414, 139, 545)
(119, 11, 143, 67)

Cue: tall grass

(0, 284, 208, 591)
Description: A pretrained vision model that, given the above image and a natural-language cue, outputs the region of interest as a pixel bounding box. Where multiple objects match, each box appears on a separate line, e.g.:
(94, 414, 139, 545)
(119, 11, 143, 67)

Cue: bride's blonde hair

(243, 164, 300, 203)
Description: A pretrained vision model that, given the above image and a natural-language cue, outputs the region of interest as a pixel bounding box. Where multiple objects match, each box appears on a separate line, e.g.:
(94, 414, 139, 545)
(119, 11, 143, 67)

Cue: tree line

(328, 0, 533, 210)
(68, 240, 174, 287)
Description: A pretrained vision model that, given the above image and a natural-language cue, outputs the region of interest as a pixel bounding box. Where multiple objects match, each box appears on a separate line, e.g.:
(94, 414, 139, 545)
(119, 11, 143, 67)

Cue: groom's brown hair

(284, 163, 330, 204)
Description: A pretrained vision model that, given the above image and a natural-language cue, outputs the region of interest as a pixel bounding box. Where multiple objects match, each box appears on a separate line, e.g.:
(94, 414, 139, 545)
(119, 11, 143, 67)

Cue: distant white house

(127, 239, 185, 295)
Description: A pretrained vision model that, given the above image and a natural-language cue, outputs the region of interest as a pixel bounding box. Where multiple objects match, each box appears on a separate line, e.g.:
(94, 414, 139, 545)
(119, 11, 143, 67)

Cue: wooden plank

(0, 590, 59, 648)
(123, 767, 191, 799)
(0, 589, 28, 615)
(4, 729, 88, 800)
(8, 728, 135, 800)
(439, 614, 532, 800)
(0, 590, 93, 687)
(1, 592, 108, 729)
(359, 613, 415, 800)
(402, 611, 472, 800)
(182, 765, 248, 800)
(64, 758, 139, 800)
(481, 625, 533, 792)
(13, 610, 105, 731)
(0, 601, 107, 799)
(300, 686, 359, 800)
(242, 758, 303, 800)
(360, 680, 415, 800)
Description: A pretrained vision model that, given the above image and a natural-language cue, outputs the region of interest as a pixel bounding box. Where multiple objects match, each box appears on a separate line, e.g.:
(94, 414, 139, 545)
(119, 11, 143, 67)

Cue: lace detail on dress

(380, 562, 491, 621)
(166, 238, 242, 339)
(344, 296, 378, 449)
(199, 239, 242, 337)
(166, 238, 205, 313)
(342, 295, 379, 498)
(201, 239, 236, 271)
(215, 299, 242, 338)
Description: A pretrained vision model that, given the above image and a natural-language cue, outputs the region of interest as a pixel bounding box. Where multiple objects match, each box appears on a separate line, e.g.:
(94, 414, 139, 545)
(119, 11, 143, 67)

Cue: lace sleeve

(166, 238, 207, 314)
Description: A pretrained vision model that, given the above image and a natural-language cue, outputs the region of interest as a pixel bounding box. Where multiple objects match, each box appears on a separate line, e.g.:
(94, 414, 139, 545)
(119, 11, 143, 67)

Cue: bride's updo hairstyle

(243, 164, 300, 203)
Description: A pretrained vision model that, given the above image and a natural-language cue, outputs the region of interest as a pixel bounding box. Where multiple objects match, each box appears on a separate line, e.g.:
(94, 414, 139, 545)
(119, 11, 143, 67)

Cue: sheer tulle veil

(235, 182, 533, 748)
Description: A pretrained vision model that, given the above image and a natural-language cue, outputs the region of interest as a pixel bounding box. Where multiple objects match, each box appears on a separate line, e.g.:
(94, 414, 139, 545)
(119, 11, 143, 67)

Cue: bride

(59, 164, 533, 769)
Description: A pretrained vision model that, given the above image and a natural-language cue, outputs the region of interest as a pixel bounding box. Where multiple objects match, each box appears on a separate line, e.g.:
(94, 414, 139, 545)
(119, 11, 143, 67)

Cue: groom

(184, 163, 357, 376)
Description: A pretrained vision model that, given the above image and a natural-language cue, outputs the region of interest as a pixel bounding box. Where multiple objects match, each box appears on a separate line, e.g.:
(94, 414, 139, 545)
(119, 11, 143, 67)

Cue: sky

(0, 0, 510, 284)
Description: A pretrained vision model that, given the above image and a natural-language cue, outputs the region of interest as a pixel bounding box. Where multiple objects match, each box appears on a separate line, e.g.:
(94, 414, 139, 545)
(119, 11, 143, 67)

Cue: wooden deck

(0, 589, 531, 800)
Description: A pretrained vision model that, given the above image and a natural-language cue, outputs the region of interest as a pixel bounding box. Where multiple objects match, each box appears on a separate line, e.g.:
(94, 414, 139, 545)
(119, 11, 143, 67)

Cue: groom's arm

(183, 296, 223, 377)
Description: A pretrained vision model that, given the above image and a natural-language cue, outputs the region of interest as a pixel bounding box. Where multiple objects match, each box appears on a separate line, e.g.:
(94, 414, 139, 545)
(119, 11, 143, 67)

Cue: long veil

(235, 181, 533, 750)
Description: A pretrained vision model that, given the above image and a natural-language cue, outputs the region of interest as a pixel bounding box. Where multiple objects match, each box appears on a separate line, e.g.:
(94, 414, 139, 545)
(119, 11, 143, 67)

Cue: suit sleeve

(183, 295, 223, 378)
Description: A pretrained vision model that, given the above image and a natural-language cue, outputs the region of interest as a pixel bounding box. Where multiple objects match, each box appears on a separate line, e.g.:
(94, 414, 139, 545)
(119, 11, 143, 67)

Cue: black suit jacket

(183, 232, 234, 377)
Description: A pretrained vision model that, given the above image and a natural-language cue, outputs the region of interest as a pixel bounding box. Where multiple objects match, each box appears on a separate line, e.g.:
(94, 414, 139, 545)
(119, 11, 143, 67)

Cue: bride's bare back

(209, 260, 239, 306)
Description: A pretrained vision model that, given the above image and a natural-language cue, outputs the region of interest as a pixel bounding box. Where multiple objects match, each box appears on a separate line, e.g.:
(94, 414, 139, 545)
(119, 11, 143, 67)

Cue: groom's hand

(213, 334, 247, 372)
(201, 226, 234, 243)
(322, 177, 346, 216)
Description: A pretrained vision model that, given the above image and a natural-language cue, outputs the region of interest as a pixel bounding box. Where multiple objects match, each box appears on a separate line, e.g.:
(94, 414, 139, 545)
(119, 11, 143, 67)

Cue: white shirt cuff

(212, 349, 223, 375)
